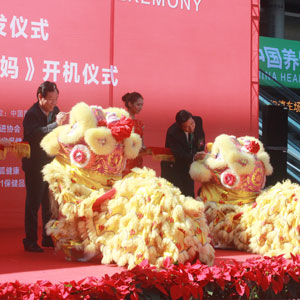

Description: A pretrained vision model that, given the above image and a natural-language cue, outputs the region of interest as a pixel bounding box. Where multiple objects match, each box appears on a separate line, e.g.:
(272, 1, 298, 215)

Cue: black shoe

(24, 242, 44, 253)
(42, 237, 54, 248)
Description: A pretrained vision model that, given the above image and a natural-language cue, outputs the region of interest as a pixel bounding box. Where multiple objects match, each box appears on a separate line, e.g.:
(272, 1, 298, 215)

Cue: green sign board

(259, 36, 300, 89)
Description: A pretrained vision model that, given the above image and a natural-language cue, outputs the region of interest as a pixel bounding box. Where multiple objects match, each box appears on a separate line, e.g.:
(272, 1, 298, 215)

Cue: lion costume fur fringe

(41, 102, 214, 269)
(190, 134, 300, 258)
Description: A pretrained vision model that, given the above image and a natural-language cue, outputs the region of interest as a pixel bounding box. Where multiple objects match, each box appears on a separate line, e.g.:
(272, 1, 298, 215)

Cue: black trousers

(161, 161, 195, 198)
(24, 169, 51, 244)
(177, 173, 194, 198)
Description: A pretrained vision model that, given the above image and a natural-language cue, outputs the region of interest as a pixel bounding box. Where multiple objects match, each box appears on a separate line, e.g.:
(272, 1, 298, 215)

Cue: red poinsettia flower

(1, 251, 299, 299)
(108, 116, 133, 142)
(244, 140, 260, 154)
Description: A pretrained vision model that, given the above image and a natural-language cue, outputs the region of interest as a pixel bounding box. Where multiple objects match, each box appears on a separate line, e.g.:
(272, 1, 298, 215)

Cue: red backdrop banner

(0, 0, 259, 228)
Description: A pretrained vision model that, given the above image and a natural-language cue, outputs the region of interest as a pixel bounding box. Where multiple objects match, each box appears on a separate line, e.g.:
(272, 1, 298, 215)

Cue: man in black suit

(22, 81, 67, 252)
(161, 110, 205, 198)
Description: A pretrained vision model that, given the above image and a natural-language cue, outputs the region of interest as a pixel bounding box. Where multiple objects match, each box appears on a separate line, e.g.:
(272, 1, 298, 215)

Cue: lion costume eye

(220, 169, 240, 189)
(70, 144, 91, 168)
(84, 127, 117, 155)
(123, 133, 142, 159)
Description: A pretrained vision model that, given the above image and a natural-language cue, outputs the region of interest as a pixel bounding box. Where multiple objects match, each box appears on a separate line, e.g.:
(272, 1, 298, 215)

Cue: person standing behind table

(161, 110, 205, 198)
(22, 81, 67, 252)
(122, 92, 146, 176)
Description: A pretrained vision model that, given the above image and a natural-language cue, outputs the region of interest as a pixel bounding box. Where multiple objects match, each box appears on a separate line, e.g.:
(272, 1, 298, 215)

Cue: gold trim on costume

(56, 154, 122, 189)
(0, 142, 30, 160)
(201, 183, 258, 205)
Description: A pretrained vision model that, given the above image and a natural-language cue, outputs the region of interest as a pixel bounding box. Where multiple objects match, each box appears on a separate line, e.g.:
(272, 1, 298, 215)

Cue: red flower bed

(1, 255, 300, 299)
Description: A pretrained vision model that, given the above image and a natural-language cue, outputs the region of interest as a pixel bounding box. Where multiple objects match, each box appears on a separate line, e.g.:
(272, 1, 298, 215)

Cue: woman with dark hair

(122, 92, 145, 175)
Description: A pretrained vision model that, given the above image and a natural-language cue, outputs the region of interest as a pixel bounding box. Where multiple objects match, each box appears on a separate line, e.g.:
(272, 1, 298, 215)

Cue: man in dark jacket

(22, 81, 66, 252)
(161, 110, 205, 198)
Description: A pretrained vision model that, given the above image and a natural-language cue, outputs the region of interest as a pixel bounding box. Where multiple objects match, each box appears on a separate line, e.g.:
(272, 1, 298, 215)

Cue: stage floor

(0, 228, 260, 284)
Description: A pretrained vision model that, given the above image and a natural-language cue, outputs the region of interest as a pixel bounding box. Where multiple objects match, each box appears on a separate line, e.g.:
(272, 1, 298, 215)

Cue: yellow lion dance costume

(40, 102, 214, 269)
(190, 134, 300, 258)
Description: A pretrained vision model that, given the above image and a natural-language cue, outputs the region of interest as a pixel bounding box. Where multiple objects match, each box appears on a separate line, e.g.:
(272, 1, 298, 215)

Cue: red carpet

(0, 227, 260, 284)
